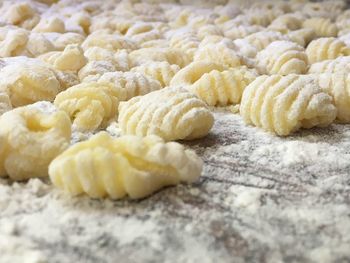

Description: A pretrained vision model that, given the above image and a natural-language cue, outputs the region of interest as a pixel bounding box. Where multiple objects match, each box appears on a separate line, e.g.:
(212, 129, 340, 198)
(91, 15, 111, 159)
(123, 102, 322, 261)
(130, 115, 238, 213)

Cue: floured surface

(1, 109, 350, 263)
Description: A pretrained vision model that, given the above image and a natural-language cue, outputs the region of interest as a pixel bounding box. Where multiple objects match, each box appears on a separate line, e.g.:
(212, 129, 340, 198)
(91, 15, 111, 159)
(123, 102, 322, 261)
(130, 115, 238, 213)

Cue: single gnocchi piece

(193, 42, 241, 68)
(131, 61, 180, 87)
(49, 132, 202, 199)
(306, 38, 350, 64)
(78, 60, 117, 81)
(268, 14, 303, 33)
(243, 31, 288, 52)
(0, 59, 61, 107)
(308, 56, 350, 74)
(170, 61, 226, 87)
(33, 17, 66, 33)
(256, 40, 308, 75)
(240, 74, 337, 136)
(287, 28, 316, 47)
(82, 32, 138, 51)
(0, 105, 71, 180)
(189, 66, 258, 106)
(316, 73, 350, 123)
(39, 44, 87, 72)
(54, 82, 119, 131)
(0, 92, 12, 116)
(118, 86, 214, 141)
(0, 29, 29, 57)
(222, 25, 263, 40)
(84, 71, 162, 101)
(129, 47, 191, 68)
(303, 18, 338, 38)
(169, 32, 200, 59)
(40, 44, 87, 72)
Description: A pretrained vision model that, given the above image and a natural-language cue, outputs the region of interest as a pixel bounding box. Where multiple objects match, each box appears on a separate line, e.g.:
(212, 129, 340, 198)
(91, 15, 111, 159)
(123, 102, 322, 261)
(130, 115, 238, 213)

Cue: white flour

(1, 109, 350, 262)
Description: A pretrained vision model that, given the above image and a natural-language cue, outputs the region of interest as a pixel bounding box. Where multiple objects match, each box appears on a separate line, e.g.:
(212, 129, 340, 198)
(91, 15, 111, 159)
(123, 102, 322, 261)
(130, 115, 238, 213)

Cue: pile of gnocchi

(0, 0, 349, 199)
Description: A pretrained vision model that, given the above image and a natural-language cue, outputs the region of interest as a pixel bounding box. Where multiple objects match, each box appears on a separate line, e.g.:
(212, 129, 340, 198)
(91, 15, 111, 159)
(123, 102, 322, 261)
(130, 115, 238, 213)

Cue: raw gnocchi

(84, 71, 162, 101)
(49, 132, 202, 199)
(118, 86, 214, 141)
(308, 56, 350, 74)
(39, 44, 87, 72)
(240, 74, 337, 136)
(170, 61, 225, 87)
(0, 105, 71, 180)
(316, 73, 350, 123)
(189, 66, 258, 106)
(256, 40, 308, 75)
(306, 38, 350, 64)
(131, 61, 180, 87)
(54, 82, 119, 131)
(193, 42, 241, 68)
(0, 58, 61, 107)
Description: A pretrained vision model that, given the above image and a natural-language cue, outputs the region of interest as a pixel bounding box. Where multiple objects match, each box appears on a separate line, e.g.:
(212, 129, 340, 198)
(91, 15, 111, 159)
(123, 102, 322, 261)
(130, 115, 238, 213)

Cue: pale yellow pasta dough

(189, 66, 258, 106)
(54, 82, 119, 131)
(49, 132, 202, 199)
(256, 40, 308, 75)
(240, 74, 337, 136)
(170, 61, 226, 87)
(316, 73, 350, 123)
(118, 86, 214, 141)
(131, 61, 180, 87)
(306, 38, 350, 64)
(39, 44, 87, 72)
(0, 92, 12, 116)
(0, 105, 71, 180)
(0, 59, 61, 107)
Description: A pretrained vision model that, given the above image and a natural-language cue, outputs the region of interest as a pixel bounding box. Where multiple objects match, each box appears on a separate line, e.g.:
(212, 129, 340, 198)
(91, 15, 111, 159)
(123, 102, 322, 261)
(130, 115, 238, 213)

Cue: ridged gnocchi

(54, 82, 119, 131)
(189, 66, 258, 106)
(49, 132, 202, 199)
(0, 59, 61, 107)
(131, 61, 180, 87)
(303, 18, 338, 38)
(118, 86, 214, 141)
(170, 61, 225, 87)
(0, 105, 71, 180)
(193, 42, 241, 68)
(129, 47, 191, 68)
(240, 74, 337, 136)
(316, 73, 350, 123)
(82, 32, 139, 51)
(306, 38, 350, 64)
(39, 44, 87, 72)
(84, 71, 162, 101)
(308, 56, 350, 74)
(256, 40, 308, 75)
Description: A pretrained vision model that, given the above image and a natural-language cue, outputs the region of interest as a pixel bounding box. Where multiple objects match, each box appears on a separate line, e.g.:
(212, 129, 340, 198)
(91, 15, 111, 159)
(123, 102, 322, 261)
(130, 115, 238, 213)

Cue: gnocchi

(256, 40, 308, 75)
(316, 73, 350, 123)
(193, 42, 241, 68)
(118, 86, 214, 141)
(49, 132, 202, 199)
(240, 74, 337, 136)
(0, 58, 61, 107)
(306, 38, 350, 64)
(84, 71, 162, 101)
(0, 104, 71, 180)
(54, 82, 119, 131)
(131, 61, 180, 87)
(308, 56, 350, 74)
(39, 44, 87, 72)
(189, 66, 258, 106)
